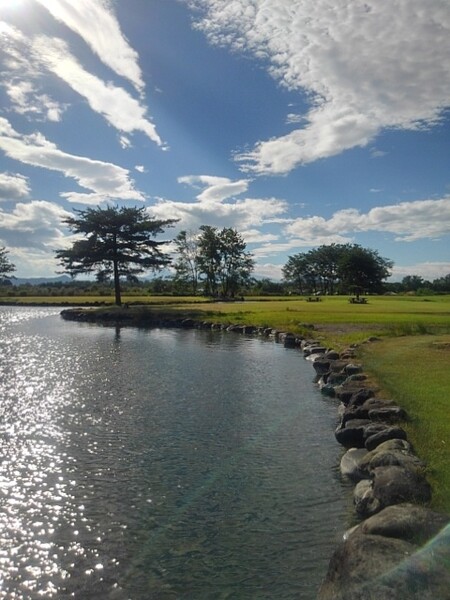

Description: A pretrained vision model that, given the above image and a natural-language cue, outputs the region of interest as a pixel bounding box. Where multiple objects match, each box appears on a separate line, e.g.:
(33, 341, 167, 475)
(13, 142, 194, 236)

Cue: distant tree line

(1, 206, 450, 301)
(282, 244, 393, 296)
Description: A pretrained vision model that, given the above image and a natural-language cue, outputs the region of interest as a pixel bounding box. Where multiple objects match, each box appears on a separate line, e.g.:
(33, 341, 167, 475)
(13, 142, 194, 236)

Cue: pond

(0, 307, 350, 599)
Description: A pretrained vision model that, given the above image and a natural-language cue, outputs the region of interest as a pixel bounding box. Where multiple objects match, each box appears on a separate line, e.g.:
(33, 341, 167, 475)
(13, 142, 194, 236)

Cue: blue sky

(0, 0, 449, 281)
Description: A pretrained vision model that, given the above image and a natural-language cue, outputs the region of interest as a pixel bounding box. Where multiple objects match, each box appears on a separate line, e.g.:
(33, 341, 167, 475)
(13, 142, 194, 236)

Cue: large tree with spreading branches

(56, 206, 177, 305)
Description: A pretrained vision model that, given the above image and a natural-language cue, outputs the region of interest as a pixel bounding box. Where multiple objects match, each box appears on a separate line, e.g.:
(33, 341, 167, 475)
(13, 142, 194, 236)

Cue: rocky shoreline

(61, 308, 450, 599)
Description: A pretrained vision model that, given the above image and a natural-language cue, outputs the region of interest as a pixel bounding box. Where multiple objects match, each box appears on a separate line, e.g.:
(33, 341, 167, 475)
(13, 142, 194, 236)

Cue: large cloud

(0, 22, 163, 146)
(0, 117, 145, 203)
(285, 197, 450, 243)
(0, 200, 71, 250)
(190, 0, 450, 174)
(150, 174, 288, 235)
(34, 0, 145, 93)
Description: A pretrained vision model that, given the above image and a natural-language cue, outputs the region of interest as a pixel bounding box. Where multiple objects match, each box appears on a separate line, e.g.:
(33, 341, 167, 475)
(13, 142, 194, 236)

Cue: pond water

(0, 307, 350, 599)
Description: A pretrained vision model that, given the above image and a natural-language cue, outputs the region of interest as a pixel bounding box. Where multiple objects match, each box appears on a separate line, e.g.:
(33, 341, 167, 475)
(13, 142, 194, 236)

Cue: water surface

(0, 307, 350, 599)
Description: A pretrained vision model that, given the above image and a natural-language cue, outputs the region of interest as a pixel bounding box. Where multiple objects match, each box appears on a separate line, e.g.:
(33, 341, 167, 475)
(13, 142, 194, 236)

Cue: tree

(282, 244, 393, 296)
(337, 244, 393, 297)
(56, 206, 177, 305)
(401, 275, 425, 292)
(196, 226, 254, 297)
(172, 230, 201, 294)
(0, 246, 16, 283)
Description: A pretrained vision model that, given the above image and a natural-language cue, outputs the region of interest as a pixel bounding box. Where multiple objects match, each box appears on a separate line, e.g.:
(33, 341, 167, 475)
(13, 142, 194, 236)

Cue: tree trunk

(113, 258, 121, 306)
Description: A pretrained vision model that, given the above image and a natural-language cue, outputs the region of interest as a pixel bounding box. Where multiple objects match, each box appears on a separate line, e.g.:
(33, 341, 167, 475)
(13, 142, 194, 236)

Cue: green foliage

(186, 226, 254, 298)
(282, 243, 393, 295)
(172, 230, 201, 294)
(0, 246, 15, 282)
(56, 206, 177, 305)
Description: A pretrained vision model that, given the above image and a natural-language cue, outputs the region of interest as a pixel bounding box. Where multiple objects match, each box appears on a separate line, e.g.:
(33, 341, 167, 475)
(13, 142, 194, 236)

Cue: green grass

(360, 336, 450, 513)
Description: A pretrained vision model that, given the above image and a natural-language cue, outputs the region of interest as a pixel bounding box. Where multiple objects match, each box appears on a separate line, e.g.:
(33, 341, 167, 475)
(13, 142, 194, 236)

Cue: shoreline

(60, 307, 450, 599)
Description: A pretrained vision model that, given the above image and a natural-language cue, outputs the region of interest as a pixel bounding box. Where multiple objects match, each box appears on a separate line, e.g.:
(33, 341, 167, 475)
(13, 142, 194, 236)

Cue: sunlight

(0, 0, 25, 9)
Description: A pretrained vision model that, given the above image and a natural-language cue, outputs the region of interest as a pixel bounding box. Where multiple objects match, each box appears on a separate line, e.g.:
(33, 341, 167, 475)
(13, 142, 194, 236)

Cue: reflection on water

(0, 307, 350, 599)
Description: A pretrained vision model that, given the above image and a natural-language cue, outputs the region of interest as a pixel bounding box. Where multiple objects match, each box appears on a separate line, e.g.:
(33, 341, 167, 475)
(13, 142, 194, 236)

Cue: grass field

(361, 336, 450, 513)
(3, 293, 449, 512)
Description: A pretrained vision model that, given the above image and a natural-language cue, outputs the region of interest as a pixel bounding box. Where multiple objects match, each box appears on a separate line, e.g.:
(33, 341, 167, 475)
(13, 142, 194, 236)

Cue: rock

(346, 387, 376, 407)
(340, 399, 395, 426)
(326, 372, 348, 385)
(368, 406, 407, 421)
(318, 530, 450, 600)
(365, 427, 408, 451)
(359, 443, 426, 478)
(372, 466, 432, 507)
(324, 350, 341, 360)
(354, 479, 380, 516)
(320, 383, 336, 398)
(344, 363, 363, 375)
(355, 503, 450, 545)
(335, 419, 373, 448)
(340, 448, 369, 480)
(345, 373, 368, 382)
(312, 358, 332, 374)
(304, 345, 327, 357)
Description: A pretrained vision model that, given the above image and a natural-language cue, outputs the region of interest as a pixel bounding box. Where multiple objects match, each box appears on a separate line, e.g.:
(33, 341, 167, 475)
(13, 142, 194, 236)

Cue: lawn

(360, 335, 450, 513)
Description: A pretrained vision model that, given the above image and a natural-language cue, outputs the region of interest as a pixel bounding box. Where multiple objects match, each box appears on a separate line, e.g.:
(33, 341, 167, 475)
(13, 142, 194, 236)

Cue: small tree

(0, 246, 16, 283)
(196, 226, 254, 297)
(172, 230, 201, 294)
(56, 206, 177, 305)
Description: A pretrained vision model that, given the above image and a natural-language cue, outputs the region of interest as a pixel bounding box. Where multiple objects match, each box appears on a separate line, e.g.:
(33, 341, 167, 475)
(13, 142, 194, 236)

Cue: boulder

(340, 448, 369, 480)
(354, 479, 380, 516)
(318, 530, 450, 600)
(335, 419, 373, 448)
(368, 406, 407, 421)
(355, 503, 450, 545)
(372, 466, 432, 507)
(365, 427, 408, 451)
(358, 442, 426, 478)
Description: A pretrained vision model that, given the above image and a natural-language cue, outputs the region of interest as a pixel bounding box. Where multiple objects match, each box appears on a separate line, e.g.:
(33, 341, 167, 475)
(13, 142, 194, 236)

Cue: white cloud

(285, 197, 450, 242)
(0, 117, 145, 203)
(0, 22, 163, 146)
(0, 172, 30, 199)
(178, 175, 250, 203)
(135, 165, 147, 173)
(34, 0, 145, 93)
(3, 79, 67, 121)
(31, 35, 163, 146)
(150, 174, 287, 233)
(390, 262, 450, 282)
(0, 200, 71, 250)
(191, 0, 450, 174)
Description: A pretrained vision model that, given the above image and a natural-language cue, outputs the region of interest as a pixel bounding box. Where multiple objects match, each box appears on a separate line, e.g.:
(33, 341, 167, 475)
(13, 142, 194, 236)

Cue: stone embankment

(61, 308, 450, 599)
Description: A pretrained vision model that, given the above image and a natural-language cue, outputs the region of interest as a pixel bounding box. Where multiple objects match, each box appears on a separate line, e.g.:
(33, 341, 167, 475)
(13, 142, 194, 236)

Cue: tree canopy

(56, 206, 176, 305)
(282, 243, 393, 295)
(172, 226, 254, 297)
(0, 246, 16, 283)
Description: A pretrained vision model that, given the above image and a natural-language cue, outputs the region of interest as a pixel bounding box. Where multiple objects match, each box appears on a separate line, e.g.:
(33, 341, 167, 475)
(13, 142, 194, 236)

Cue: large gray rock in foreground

(318, 527, 450, 600)
(354, 503, 450, 545)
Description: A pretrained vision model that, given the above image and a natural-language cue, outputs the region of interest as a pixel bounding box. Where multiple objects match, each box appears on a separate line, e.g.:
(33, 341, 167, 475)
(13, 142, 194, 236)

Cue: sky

(0, 0, 449, 282)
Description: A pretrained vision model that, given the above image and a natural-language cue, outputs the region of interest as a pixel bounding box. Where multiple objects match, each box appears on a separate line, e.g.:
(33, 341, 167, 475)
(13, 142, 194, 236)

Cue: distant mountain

(11, 275, 72, 286)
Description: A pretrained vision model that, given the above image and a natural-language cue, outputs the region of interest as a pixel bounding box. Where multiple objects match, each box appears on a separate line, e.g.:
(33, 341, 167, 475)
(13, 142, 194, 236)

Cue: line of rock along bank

(60, 308, 450, 600)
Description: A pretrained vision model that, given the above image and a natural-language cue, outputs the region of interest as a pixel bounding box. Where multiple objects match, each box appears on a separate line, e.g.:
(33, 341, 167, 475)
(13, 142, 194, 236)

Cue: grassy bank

(360, 336, 450, 513)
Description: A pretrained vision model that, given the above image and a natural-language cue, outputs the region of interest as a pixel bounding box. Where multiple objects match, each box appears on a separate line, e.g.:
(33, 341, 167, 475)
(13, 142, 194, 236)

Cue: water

(0, 307, 350, 599)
